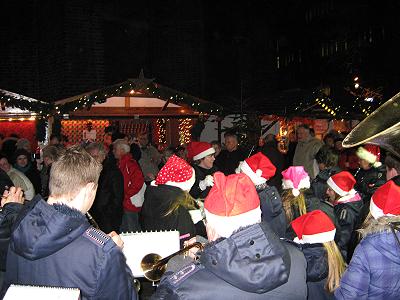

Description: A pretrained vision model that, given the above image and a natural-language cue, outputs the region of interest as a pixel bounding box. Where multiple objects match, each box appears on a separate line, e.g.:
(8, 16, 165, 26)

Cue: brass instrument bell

(140, 242, 204, 282)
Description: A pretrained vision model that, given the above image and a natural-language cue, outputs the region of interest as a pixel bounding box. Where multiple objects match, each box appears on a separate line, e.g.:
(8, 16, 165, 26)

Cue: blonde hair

(164, 191, 196, 217)
(323, 241, 346, 292)
(49, 145, 102, 199)
(282, 189, 307, 222)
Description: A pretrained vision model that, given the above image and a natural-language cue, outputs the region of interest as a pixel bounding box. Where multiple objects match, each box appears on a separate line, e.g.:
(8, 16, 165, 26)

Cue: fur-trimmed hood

(358, 216, 400, 265)
(359, 216, 400, 237)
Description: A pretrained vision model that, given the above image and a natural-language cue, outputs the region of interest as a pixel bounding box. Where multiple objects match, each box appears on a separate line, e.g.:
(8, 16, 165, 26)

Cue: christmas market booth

(0, 88, 50, 146)
(54, 71, 222, 148)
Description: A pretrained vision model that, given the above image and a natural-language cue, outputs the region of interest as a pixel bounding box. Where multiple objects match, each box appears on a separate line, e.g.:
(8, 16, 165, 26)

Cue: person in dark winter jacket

(281, 167, 321, 238)
(2, 146, 137, 300)
(335, 178, 400, 300)
(13, 148, 41, 196)
(86, 142, 124, 233)
(311, 146, 341, 200)
(0, 186, 24, 290)
(326, 171, 363, 261)
(152, 172, 307, 300)
(261, 134, 285, 192)
(291, 210, 346, 300)
(141, 155, 197, 242)
(261, 134, 285, 191)
(238, 152, 287, 237)
(354, 145, 386, 224)
(215, 132, 246, 175)
(188, 142, 217, 200)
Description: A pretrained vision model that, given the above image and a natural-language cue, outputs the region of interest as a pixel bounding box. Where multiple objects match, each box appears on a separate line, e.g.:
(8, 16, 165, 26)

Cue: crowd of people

(0, 122, 399, 299)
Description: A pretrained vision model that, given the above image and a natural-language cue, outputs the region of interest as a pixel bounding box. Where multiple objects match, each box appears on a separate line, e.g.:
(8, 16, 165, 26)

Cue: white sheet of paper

(120, 230, 180, 277)
(4, 285, 80, 300)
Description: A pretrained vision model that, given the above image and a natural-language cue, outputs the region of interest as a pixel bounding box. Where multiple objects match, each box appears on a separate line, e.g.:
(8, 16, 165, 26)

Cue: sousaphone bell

(343, 91, 400, 157)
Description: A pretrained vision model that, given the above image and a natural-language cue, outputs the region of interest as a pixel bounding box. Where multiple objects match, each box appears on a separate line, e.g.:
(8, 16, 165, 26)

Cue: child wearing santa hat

(335, 176, 400, 300)
(238, 152, 287, 237)
(326, 171, 363, 260)
(280, 166, 322, 230)
(291, 210, 346, 300)
(152, 171, 308, 299)
(187, 141, 217, 200)
(140, 155, 197, 242)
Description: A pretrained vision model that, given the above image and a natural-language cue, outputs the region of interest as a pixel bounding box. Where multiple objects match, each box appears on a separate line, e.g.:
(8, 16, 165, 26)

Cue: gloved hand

(199, 175, 214, 191)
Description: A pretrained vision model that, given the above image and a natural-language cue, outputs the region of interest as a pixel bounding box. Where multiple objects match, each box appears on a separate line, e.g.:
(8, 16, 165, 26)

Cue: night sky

(1, 0, 400, 117)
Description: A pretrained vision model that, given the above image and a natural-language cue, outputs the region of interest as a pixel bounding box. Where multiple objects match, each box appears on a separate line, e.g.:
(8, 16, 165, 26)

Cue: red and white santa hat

(155, 155, 195, 191)
(370, 180, 400, 219)
(356, 144, 382, 168)
(326, 171, 357, 197)
(204, 172, 261, 238)
(239, 152, 276, 186)
(281, 166, 310, 196)
(291, 210, 336, 244)
(187, 141, 215, 161)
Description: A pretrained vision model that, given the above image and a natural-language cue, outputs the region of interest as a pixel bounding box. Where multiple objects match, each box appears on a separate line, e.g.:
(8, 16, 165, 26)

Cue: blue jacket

(258, 185, 287, 238)
(295, 243, 334, 300)
(0, 202, 23, 271)
(152, 222, 307, 299)
(335, 217, 400, 300)
(3, 196, 137, 300)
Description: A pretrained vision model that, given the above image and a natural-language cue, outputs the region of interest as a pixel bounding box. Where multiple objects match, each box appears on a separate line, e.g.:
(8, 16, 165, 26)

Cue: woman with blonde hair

(335, 178, 400, 299)
(292, 210, 346, 299)
(281, 166, 320, 237)
(140, 155, 197, 244)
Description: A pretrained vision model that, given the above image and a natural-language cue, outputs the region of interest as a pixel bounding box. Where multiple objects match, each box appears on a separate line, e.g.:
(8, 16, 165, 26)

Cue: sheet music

(120, 230, 180, 277)
(4, 284, 80, 300)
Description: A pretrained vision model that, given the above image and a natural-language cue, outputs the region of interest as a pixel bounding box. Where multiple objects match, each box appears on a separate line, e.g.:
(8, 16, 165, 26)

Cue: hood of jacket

(359, 216, 400, 264)
(199, 222, 290, 293)
(10, 196, 90, 260)
(296, 243, 328, 282)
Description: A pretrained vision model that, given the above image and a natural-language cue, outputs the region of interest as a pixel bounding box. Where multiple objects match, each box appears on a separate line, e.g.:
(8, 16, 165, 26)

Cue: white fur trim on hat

(293, 228, 336, 244)
(165, 167, 196, 191)
(282, 177, 310, 196)
(193, 147, 215, 161)
(240, 160, 267, 186)
(326, 177, 356, 197)
(357, 147, 381, 167)
(370, 197, 395, 220)
(204, 206, 261, 238)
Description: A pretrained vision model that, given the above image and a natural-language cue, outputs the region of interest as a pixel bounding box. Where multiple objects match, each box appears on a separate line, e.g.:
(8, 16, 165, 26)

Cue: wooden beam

(69, 106, 200, 118)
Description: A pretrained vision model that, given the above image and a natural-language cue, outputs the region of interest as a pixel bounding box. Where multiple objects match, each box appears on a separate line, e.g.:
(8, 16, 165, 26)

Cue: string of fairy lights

(178, 118, 192, 145)
(156, 118, 167, 144)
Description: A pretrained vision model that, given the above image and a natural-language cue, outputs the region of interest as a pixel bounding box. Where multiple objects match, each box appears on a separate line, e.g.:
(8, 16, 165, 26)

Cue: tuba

(141, 242, 204, 282)
(343, 91, 400, 157)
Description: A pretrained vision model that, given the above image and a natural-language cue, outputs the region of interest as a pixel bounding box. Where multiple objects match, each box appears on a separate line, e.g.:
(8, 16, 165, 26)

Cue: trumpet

(141, 242, 204, 282)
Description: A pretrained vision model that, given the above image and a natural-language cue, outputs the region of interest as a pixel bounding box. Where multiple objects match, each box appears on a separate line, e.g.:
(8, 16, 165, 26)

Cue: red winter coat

(118, 153, 145, 212)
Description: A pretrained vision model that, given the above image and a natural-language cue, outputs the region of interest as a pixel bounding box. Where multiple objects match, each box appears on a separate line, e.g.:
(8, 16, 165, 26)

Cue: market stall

(0, 89, 51, 145)
(54, 71, 222, 147)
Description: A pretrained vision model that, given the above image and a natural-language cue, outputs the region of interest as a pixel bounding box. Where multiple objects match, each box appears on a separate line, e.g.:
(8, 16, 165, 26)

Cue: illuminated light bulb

(130, 90, 135, 94)
(354, 83, 360, 89)
(354, 77, 359, 81)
